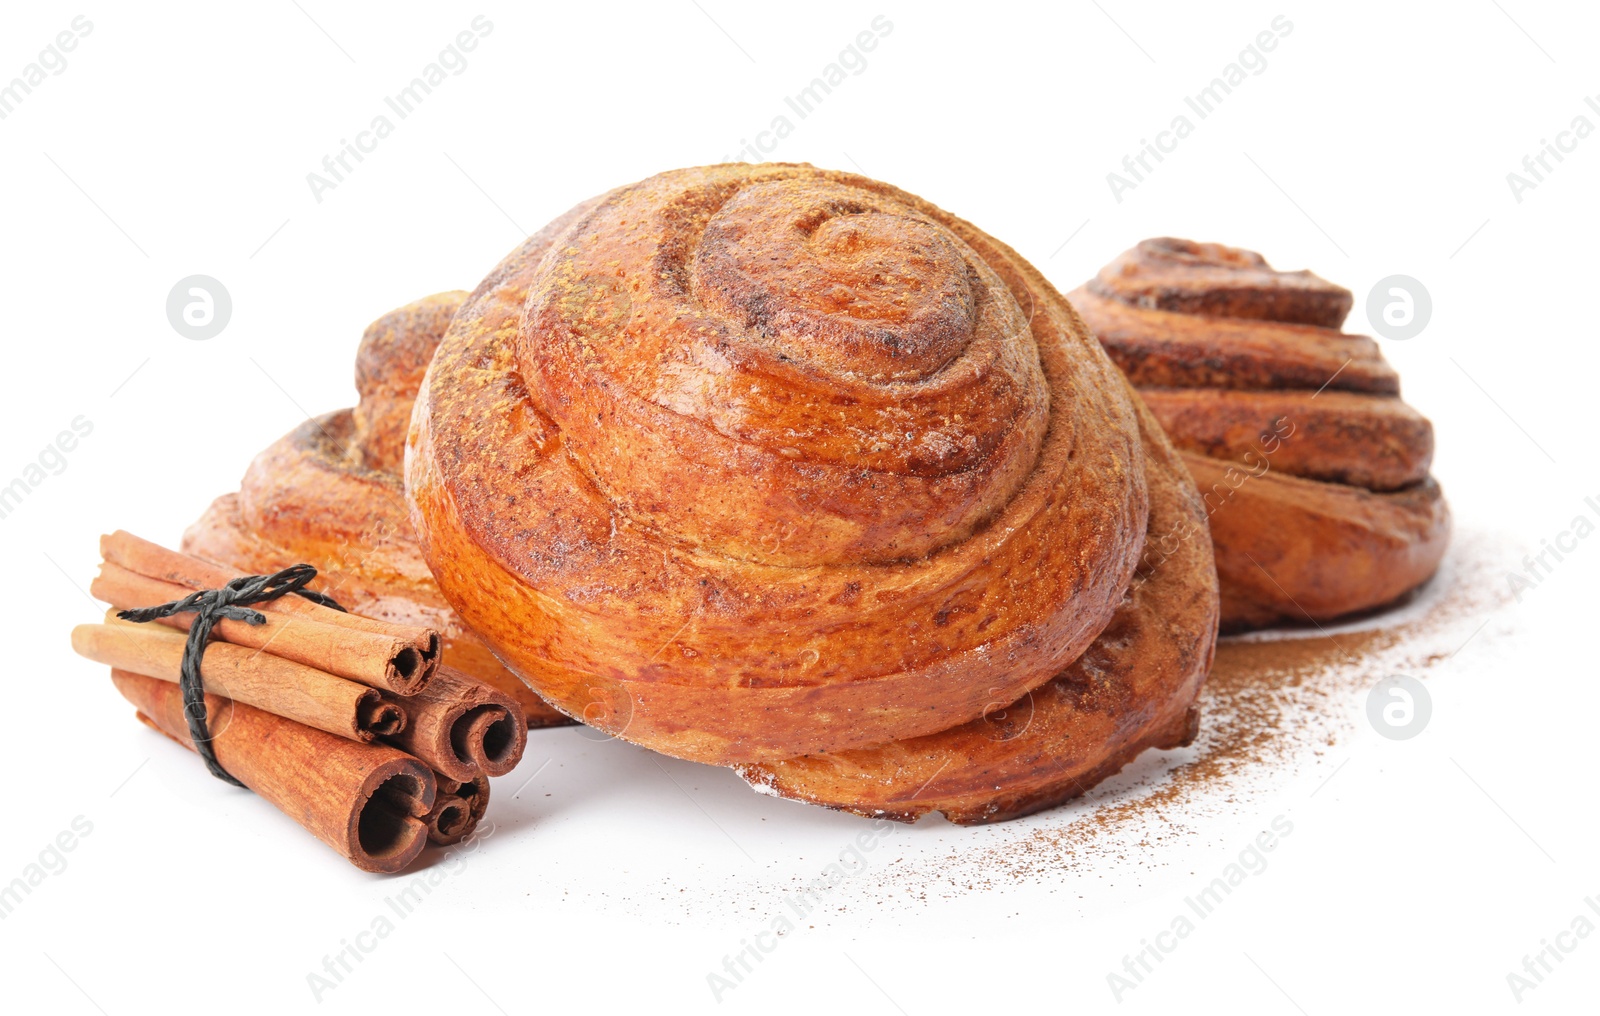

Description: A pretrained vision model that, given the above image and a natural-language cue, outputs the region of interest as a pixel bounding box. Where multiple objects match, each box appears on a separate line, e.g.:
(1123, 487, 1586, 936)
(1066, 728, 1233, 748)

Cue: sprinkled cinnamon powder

(611, 531, 1513, 926)
(866, 529, 1511, 889)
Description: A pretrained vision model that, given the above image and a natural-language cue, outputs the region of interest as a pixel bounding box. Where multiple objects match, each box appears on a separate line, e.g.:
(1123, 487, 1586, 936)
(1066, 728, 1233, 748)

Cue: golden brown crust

(1087, 237, 1352, 327)
(353, 292, 472, 474)
(1139, 388, 1433, 491)
(183, 295, 572, 727)
(409, 164, 1173, 766)
(738, 398, 1218, 823)
(1073, 239, 1450, 630)
(1188, 454, 1450, 629)
(1074, 285, 1398, 394)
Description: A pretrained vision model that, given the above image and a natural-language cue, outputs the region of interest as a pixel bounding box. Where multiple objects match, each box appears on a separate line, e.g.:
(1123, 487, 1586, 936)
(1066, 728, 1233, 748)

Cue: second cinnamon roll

(1071, 238, 1451, 630)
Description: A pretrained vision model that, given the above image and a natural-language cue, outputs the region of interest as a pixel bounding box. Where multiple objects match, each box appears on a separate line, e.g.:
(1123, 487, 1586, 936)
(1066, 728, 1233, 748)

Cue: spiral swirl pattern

(523, 175, 1054, 567)
(408, 164, 1154, 765)
(739, 396, 1219, 823)
(1071, 238, 1451, 630)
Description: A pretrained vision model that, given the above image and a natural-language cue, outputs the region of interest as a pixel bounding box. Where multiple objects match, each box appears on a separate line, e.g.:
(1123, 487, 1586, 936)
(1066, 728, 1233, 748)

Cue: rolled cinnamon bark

(92, 561, 431, 696)
(379, 666, 526, 782)
(424, 772, 490, 845)
(101, 531, 439, 693)
(75, 616, 405, 742)
(112, 669, 435, 873)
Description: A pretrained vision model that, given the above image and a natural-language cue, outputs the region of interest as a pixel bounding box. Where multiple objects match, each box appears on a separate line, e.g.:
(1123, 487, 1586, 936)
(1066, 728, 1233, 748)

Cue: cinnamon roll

(408, 163, 1218, 792)
(1071, 238, 1451, 630)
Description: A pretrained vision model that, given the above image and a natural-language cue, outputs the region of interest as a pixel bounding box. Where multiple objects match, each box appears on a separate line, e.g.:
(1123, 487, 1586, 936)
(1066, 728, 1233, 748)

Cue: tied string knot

(117, 564, 345, 786)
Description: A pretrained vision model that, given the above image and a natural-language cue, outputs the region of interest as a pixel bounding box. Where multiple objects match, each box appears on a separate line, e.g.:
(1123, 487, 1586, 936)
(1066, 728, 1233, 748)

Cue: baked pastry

(408, 163, 1218, 800)
(738, 395, 1216, 822)
(183, 293, 571, 727)
(1070, 239, 1451, 630)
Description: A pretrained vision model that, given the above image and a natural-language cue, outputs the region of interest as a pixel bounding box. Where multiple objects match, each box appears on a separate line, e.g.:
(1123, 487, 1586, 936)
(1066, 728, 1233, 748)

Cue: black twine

(116, 564, 346, 786)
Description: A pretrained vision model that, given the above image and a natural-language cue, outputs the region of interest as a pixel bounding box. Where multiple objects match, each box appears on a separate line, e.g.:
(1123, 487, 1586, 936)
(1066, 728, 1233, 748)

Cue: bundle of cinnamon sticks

(72, 531, 528, 871)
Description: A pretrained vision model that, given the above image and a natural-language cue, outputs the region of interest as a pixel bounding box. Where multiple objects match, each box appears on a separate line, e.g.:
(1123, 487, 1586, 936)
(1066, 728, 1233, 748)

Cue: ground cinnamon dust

(872, 529, 1513, 890)
(624, 533, 1512, 925)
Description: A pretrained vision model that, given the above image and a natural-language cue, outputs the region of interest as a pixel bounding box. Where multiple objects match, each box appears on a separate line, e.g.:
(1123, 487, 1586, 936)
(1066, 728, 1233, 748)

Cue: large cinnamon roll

(183, 293, 571, 727)
(738, 395, 1217, 822)
(408, 164, 1218, 785)
(1070, 239, 1451, 630)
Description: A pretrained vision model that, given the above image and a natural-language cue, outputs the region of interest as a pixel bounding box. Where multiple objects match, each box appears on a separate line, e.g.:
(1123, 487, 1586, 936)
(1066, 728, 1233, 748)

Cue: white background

(2, 2, 1597, 1013)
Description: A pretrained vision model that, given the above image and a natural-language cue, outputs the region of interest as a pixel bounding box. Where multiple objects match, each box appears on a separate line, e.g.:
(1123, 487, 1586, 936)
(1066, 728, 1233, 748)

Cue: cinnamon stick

(100, 531, 439, 693)
(92, 561, 430, 696)
(424, 772, 490, 845)
(112, 669, 435, 873)
(75, 615, 405, 742)
(380, 666, 527, 782)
